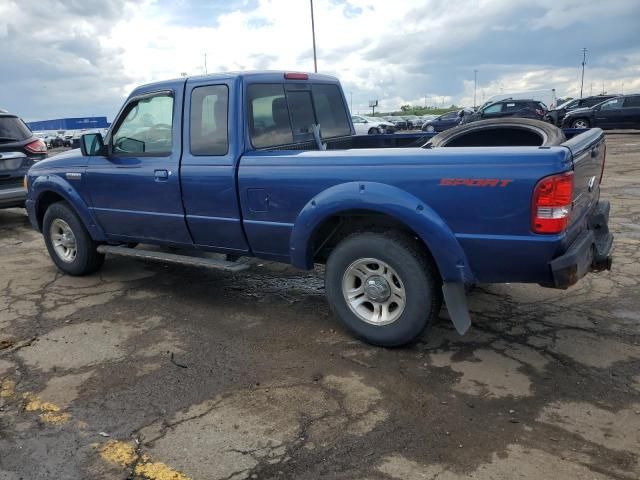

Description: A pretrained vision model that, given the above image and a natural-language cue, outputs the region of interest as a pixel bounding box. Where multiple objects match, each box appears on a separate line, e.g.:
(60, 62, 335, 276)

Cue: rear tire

(427, 118, 565, 148)
(368, 127, 380, 135)
(571, 118, 590, 129)
(43, 202, 104, 276)
(325, 231, 442, 347)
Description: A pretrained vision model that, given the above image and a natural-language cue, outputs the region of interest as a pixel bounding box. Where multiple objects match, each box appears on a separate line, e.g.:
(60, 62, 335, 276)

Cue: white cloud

(1, 0, 638, 120)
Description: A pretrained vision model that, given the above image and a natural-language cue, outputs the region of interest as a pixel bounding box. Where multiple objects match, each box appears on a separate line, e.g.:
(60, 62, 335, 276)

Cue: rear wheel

(43, 202, 104, 276)
(325, 232, 441, 347)
(571, 118, 590, 129)
(368, 127, 381, 135)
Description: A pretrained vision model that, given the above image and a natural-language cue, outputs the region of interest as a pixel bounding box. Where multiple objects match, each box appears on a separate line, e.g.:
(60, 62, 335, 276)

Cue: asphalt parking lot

(1, 134, 639, 480)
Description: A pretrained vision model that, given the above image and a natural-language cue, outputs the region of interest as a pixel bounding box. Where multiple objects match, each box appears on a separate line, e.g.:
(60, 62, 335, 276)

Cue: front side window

(442, 112, 457, 120)
(112, 94, 173, 155)
(600, 98, 623, 110)
(352, 115, 364, 123)
(248, 84, 294, 149)
(483, 103, 503, 114)
(190, 85, 228, 156)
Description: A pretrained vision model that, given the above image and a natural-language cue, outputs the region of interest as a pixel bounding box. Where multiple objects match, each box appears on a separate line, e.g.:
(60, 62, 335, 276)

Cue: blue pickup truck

(24, 71, 612, 346)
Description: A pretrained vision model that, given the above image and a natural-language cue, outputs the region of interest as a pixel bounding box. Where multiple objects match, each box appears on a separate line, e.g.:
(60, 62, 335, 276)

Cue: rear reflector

(284, 72, 309, 80)
(532, 171, 574, 234)
(24, 138, 47, 154)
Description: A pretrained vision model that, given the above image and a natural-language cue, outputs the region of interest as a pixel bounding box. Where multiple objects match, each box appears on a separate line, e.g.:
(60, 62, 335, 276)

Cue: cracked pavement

(0, 133, 639, 479)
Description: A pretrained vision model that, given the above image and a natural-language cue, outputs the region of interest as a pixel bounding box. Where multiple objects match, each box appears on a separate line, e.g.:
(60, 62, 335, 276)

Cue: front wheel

(43, 202, 104, 276)
(571, 118, 590, 129)
(325, 232, 442, 347)
(425, 124, 435, 132)
(368, 127, 381, 135)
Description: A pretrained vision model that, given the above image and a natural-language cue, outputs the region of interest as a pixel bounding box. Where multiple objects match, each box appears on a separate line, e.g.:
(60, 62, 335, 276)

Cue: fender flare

(289, 181, 474, 284)
(31, 174, 107, 241)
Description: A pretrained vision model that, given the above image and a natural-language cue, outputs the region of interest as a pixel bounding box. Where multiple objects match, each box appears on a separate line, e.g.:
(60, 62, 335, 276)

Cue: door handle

(154, 169, 169, 181)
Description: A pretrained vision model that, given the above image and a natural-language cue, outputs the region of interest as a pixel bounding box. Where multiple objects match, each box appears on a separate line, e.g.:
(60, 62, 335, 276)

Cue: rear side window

(311, 84, 351, 138)
(248, 84, 294, 149)
(0, 116, 32, 142)
(503, 102, 520, 112)
(190, 85, 228, 156)
(623, 96, 640, 108)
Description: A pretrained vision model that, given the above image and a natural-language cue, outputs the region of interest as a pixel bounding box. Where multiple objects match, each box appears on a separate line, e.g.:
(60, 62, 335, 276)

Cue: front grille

(0, 177, 23, 189)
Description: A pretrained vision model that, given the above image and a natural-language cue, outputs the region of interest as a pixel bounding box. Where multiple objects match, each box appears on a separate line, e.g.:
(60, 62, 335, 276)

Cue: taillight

(24, 138, 47, 154)
(532, 171, 574, 234)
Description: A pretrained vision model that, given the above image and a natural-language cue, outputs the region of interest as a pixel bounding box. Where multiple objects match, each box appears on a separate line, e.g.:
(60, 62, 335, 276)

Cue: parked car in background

(0, 111, 47, 208)
(385, 116, 408, 130)
(562, 94, 640, 129)
(351, 115, 395, 134)
(480, 89, 557, 111)
(545, 95, 618, 126)
(403, 115, 422, 129)
(422, 111, 461, 132)
(464, 99, 547, 124)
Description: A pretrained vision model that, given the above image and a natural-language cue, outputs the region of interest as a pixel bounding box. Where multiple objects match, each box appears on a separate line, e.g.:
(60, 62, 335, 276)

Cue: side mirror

(363, 119, 368, 123)
(80, 133, 105, 156)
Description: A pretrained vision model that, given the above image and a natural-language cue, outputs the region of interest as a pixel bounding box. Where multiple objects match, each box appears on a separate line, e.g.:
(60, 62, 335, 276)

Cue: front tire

(368, 127, 381, 135)
(571, 118, 590, 129)
(43, 202, 104, 276)
(325, 232, 442, 347)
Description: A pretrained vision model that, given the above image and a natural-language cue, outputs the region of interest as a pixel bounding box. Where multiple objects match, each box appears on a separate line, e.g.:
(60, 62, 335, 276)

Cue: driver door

(86, 89, 192, 244)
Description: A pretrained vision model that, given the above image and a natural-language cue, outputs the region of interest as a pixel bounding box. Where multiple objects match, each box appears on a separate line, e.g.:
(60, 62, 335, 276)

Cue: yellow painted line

(0, 378, 16, 398)
(100, 441, 191, 480)
(22, 392, 71, 425)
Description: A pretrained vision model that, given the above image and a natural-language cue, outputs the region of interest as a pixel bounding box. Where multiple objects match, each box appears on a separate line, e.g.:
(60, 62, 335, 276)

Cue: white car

(351, 115, 395, 135)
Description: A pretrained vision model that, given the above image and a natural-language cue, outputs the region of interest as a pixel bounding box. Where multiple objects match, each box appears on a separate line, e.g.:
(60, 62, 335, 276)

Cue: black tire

(325, 231, 442, 347)
(426, 118, 566, 148)
(571, 118, 590, 129)
(368, 127, 380, 135)
(43, 201, 104, 275)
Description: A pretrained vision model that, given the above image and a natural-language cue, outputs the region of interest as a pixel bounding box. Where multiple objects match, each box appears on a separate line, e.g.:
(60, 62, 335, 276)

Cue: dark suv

(562, 94, 640, 129)
(0, 111, 47, 209)
(464, 99, 547, 124)
(545, 95, 618, 126)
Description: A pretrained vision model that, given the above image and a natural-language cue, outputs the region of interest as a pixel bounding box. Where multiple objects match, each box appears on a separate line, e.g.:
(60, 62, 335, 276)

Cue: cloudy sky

(1, 0, 639, 121)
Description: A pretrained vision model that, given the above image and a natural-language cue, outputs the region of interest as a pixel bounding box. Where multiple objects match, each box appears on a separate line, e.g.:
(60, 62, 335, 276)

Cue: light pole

(473, 69, 478, 108)
(310, 0, 318, 73)
(580, 48, 587, 98)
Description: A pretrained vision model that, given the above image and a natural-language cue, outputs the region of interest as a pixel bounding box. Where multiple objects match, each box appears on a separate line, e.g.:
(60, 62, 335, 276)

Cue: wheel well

(310, 210, 437, 268)
(36, 191, 65, 230)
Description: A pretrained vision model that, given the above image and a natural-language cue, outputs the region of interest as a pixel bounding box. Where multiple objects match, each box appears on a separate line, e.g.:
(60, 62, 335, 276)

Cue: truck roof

(131, 70, 339, 97)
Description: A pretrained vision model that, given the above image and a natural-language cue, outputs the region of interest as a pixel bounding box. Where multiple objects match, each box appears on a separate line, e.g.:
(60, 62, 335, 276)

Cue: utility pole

(310, 0, 318, 73)
(580, 48, 587, 98)
(473, 69, 478, 108)
(204, 53, 208, 74)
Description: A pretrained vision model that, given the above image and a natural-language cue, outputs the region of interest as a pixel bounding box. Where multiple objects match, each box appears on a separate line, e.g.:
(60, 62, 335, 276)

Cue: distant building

(27, 117, 110, 131)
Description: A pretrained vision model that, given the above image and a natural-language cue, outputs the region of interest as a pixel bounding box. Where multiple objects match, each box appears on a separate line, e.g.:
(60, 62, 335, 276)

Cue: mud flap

(442, 282, 472, 335)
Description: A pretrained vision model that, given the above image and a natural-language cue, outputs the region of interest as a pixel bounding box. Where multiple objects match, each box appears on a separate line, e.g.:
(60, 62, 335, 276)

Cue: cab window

(190, 85, 229, 156)
(112, 94, 173, 155)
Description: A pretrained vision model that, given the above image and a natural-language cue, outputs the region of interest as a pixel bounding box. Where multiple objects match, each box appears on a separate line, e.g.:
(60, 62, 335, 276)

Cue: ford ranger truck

(24, 71, 613, 347)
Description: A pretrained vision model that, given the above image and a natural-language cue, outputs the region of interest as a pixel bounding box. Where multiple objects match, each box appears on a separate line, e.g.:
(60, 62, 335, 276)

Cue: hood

(29, 148, 86, 172)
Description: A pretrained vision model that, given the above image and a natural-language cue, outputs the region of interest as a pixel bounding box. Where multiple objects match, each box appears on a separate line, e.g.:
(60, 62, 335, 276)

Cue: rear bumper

(548, 200, 613, 289)
(0, 187, 26, 209)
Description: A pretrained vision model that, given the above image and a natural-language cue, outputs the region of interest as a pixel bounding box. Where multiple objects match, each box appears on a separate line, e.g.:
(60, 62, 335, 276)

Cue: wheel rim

(342, 258, 406, 326)
(573, 120, 588, 128)
(426, 125, 434, 132)
(50, 218, 77, 263)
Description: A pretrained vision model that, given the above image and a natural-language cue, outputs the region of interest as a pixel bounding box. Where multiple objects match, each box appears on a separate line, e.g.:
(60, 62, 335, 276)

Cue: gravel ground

(0, 133, 638, 480)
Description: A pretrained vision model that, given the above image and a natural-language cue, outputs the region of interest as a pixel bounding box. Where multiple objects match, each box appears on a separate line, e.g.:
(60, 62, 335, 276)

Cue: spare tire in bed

(425, 118, 565, 148)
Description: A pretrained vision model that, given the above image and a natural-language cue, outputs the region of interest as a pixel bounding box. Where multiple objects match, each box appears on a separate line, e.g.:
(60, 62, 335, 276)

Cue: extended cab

(25, 71, 613, 346)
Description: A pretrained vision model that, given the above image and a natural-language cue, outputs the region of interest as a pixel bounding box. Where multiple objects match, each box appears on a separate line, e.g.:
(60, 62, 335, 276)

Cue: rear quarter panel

(238, 146, 573, 284)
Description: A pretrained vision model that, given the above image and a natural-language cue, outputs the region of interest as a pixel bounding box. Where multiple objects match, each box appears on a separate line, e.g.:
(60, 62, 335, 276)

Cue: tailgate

(562, 128, 605, 228)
